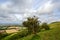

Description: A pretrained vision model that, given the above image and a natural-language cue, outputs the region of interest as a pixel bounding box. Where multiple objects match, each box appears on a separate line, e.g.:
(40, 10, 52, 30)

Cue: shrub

(0, 33, 9, 40)
(3, 29, 28, 40)
(41, 23, 50, 30)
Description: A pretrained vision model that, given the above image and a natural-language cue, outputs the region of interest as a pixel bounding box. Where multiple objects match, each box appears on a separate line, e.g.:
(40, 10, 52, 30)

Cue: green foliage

(41, 23, 50, 30)
(0, 26, 7, 30)
(31, 34, 40, 40)
(23, 16, 40, 34)
(2, 29, 28, 40)
(0, 33, 9, 40)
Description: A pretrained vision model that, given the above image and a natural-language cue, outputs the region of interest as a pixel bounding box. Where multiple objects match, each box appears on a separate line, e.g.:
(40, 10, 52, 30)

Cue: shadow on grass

(31, 34, 40, 40)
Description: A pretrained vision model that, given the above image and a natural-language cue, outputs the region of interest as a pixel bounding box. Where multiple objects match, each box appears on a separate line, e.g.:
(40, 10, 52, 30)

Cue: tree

(41, 23, 50, 30)
(23, 16, 40, 34)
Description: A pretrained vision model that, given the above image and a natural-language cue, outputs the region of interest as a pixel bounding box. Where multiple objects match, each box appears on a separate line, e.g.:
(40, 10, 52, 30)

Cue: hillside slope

(49, 22, 60, 28)
(18, 22, 60, 40)
(2, 22, 60, 40)
(18, 27, 60, 40)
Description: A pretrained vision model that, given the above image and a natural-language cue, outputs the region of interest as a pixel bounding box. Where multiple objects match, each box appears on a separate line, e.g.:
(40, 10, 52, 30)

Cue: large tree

(23, 16, 40, 34)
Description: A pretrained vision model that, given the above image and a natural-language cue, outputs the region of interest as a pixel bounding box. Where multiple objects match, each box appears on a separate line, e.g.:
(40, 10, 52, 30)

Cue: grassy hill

(1, 22, 60, 40)
(18, 27, 60, 40)
(49, 21, 60, 28)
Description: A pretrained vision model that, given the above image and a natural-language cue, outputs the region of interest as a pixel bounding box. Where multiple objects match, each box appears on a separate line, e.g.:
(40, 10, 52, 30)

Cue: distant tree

(41, 23, 50, 30)
(23, 16, 40, 34)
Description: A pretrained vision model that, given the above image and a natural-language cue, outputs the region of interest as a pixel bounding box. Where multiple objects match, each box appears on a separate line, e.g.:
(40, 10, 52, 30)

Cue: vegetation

(23, 16, 40, 34)
(0, 16, 60, 40)
(41, 23, 50, 30)
(0, 33, 10, 40)
(18, 26, 60, 40)
(2, 29, 28, 40)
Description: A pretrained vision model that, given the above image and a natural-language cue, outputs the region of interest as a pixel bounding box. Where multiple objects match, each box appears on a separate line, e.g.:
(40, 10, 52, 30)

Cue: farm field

(1, 22, 60, 40)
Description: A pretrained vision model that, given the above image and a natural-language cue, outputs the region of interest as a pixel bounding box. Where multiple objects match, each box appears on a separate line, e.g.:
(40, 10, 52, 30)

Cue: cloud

(0, 0, 60, 24)
(37, 0, 54, 14)
(0, 0, 35, 23)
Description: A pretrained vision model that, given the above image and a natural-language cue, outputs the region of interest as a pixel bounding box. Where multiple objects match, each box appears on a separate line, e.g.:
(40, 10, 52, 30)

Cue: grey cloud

(37, 0, 60, 15)
(0, 0, 33, 23)
(52, 0, 60, 3)
(0, 0, 60, 23)
(52, 0, 60, 11)
(9, 0, 33, 9)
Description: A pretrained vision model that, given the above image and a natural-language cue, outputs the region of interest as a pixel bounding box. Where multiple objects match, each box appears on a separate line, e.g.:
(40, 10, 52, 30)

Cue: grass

(2, 27, 60, 40)
(1, 22, 60, 40)
(18, 26, 60, 40)
(2, 29, 28, 40)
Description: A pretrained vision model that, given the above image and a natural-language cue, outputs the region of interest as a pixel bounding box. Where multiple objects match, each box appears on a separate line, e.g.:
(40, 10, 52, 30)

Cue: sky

(0, 0, 60, 24)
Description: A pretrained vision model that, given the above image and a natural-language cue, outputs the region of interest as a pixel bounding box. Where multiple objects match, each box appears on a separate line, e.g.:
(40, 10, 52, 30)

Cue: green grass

(1, 22, 60, 40)
(18, 26, 60, 40)
(2, 29, 28, 40)
(2, 27, 60, 40)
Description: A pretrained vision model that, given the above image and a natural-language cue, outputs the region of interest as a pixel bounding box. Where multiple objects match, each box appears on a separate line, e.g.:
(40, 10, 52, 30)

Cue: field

(1, 22, 60, 40)
(18, 26, 60, 40)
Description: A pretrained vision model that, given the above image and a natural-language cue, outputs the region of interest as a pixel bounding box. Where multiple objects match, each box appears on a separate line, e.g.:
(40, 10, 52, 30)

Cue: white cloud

(0, 1, 12, 10)
(0, 0, 60, 23)
(37, 1, 54, 14)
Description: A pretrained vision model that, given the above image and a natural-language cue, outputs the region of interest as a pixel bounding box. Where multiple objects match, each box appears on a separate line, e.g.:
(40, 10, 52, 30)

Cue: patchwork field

(1, 22, 60, 40)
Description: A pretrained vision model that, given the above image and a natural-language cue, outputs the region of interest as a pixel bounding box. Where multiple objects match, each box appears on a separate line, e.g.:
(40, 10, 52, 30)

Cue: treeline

(0, 25, 22, 30)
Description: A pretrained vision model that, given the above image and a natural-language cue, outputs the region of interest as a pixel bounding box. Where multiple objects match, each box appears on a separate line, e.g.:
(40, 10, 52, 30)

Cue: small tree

(23, 16, 40, 34)
(41, 23, 50, 30)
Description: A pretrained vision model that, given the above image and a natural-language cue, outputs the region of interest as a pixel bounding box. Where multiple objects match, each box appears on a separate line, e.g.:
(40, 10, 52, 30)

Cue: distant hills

(50, 21, 60, 25)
